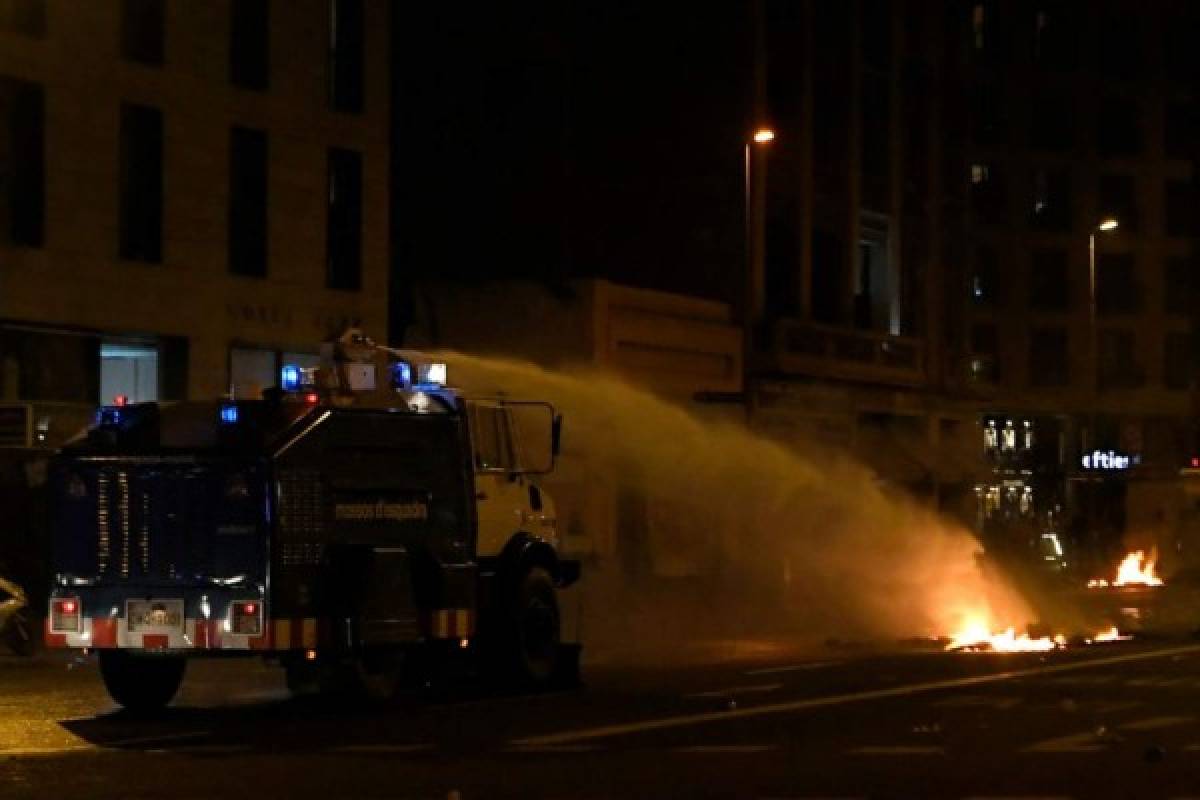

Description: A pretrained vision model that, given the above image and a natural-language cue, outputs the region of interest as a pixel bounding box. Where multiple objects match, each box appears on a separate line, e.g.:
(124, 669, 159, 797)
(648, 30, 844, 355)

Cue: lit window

(972, 4, 985, 50)
(971, 163, 990, 184)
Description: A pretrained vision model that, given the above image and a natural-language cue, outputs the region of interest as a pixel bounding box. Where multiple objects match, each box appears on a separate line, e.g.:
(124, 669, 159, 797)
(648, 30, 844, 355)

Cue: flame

(945, 615, 1129, 652)
(944, 615, 1065, 652)
(1089, 626, 1131, 643)
(1089, 550, 1163, 589)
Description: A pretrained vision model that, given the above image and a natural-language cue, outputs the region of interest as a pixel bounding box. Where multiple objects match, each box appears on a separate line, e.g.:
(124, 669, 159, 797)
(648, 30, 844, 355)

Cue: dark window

(1096, 253, 1140, 315)
(0, 0, 45, 36)
(1165, 256, 1194, 316)
(860, 0, 891, 70)
(969, 83, 1006, 146)
(1099, 328, 1142, 389)
(1165, 331, 1192, 390)
(0, 76, 43, 246)
(811, 227, 846, 324)
(1166, 12, 1200, 79)
(1031, 5, 1077, 71)
(328, 0, 364, 113)
(1030, 249, 1069, 310)
(1165, 102, 1196, 160)
(121, 0, 165, 65)
(970, 164, 1006, 223)
(229, 127, 267, 277)
(230, 0, 269, 90)
(1098, 174, 1138, 233)
(969, 2, 1009, 66)
(1097, 98, 1141, 157)
(326, 148, 362, 290)
(766, 0, 803, 138)
(118, 103, 163, 263)
(971, 323, 1000, 382)
(861, 72, 890, 192)
(971, 245, 1001, 307)
(1030, 167, 1071, 230)
(1165, 181, 1195, 238)
(1029, 92, 1074, 150)
(1098, 14, 1142, 79)
(1029, 327, 1069, 386)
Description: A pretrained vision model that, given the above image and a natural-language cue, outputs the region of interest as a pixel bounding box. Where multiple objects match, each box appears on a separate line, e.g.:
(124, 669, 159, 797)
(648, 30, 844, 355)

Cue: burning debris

(944, 618, 1130, 652)
(1087, 550, 1164, 589)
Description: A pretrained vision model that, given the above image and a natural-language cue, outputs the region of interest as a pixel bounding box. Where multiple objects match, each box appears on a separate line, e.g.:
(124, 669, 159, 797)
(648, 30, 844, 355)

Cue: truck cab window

(472, 405, 513, 471)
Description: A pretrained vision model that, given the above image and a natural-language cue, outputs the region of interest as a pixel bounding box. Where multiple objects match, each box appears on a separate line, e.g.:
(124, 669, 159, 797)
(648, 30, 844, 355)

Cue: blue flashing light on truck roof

(280, 364, 301, 391)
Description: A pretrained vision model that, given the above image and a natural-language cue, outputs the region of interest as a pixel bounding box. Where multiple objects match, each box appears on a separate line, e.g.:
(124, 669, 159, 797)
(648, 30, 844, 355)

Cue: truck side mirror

(551, 414, 563, 458)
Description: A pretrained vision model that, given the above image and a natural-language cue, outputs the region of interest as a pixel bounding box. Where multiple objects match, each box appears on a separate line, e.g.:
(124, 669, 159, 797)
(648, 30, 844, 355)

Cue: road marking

(511, 644, 1200, 747)
(745, 662, 841, 676)
(688, 683, 784, 698)
(848, 745, 944, 755)
(672, 744, 775, 754)
(1022, 732, 1106, 753)
(503, 744, 599, 754)
(1120, 715, 1193, 731)
(333, 743, 433, 755)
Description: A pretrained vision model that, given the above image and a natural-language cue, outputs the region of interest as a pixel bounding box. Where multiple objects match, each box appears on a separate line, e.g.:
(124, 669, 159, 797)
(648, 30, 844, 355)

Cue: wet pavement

(6, 638, 1200, 798)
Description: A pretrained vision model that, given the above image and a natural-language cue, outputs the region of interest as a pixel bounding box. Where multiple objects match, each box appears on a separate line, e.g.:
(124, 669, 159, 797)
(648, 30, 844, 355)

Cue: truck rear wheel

(506, 566, 560, 687)
(99, 651, 186, 712)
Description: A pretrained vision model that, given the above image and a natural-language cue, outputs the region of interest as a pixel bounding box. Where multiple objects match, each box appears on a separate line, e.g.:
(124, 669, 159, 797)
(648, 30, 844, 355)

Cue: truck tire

(506, 566, 561, 687)
(99, 651, 186, 712)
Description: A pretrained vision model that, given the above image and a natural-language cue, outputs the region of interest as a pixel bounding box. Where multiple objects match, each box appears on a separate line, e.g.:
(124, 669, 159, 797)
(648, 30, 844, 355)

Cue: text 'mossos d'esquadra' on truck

(47, 329, 579, 711)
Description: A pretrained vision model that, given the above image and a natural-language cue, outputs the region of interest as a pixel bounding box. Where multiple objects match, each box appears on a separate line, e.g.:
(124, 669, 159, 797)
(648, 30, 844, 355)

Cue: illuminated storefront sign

(1080, 449, 1140, 471)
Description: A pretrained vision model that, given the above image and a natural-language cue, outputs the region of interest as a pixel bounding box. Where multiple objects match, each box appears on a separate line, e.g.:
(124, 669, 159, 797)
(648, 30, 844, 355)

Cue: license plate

(126, 599, 184, 633)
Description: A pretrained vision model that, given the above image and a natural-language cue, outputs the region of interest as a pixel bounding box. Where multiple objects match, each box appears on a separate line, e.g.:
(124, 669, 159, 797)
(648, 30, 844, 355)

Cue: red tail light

(50, 597, 81, 633)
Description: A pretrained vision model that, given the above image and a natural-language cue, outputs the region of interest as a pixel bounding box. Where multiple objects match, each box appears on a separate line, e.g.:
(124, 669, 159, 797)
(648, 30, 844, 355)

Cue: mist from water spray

(441, 352, 1034, 647)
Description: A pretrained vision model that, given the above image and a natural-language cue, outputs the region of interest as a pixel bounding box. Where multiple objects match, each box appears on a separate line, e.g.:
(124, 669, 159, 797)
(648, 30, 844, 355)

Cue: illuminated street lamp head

(752, 128, 775, 144)
(1097, 217, 1119, 232)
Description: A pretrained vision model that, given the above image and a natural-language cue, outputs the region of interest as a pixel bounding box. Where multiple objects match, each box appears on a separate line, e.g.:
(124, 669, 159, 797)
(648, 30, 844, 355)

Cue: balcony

(758, 319, 927, 388)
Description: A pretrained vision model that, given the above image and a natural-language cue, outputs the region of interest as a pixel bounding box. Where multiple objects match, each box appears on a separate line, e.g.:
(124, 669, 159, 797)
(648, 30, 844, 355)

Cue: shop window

(100, 342, 158, 405)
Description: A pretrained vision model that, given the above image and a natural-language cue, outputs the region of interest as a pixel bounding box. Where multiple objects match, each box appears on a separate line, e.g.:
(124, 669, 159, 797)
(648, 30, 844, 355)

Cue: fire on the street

(1086, 550, 1164, 589)
(944, 620, 1130, 652)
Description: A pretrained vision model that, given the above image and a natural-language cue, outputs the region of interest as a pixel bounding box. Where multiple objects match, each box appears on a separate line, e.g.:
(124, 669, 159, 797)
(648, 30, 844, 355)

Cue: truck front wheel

(99, 651, 186, 712)
(506, 566, 561, 687)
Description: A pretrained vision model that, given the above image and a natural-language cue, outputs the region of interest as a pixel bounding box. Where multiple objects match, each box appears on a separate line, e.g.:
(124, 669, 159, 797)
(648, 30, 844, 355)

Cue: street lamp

(1085, 216, 1119, 572)
(744, 127, 774, 343)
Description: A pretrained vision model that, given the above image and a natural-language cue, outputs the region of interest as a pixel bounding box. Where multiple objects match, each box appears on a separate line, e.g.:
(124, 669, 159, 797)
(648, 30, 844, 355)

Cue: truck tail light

(50, 597, 81, 633)
(231, 600, 262, 636)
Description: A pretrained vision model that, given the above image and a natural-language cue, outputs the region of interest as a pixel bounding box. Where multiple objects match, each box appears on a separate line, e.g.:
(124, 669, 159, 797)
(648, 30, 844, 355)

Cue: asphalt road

(6, 639, 1200, 799)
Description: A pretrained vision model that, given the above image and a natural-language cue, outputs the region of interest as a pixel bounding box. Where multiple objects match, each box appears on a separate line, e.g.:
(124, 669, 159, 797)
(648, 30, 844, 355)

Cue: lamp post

(743, 127, 774, 342)
(1085, 216, 1119, 569)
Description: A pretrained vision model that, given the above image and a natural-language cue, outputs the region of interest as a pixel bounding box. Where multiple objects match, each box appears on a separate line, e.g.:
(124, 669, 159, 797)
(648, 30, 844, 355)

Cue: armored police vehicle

(46, 331, 579, 710)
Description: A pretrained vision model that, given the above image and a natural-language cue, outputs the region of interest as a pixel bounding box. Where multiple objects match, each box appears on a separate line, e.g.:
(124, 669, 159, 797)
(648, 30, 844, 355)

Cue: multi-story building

(749, 0, 1200, 570)
(0, 0, 388, 446)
